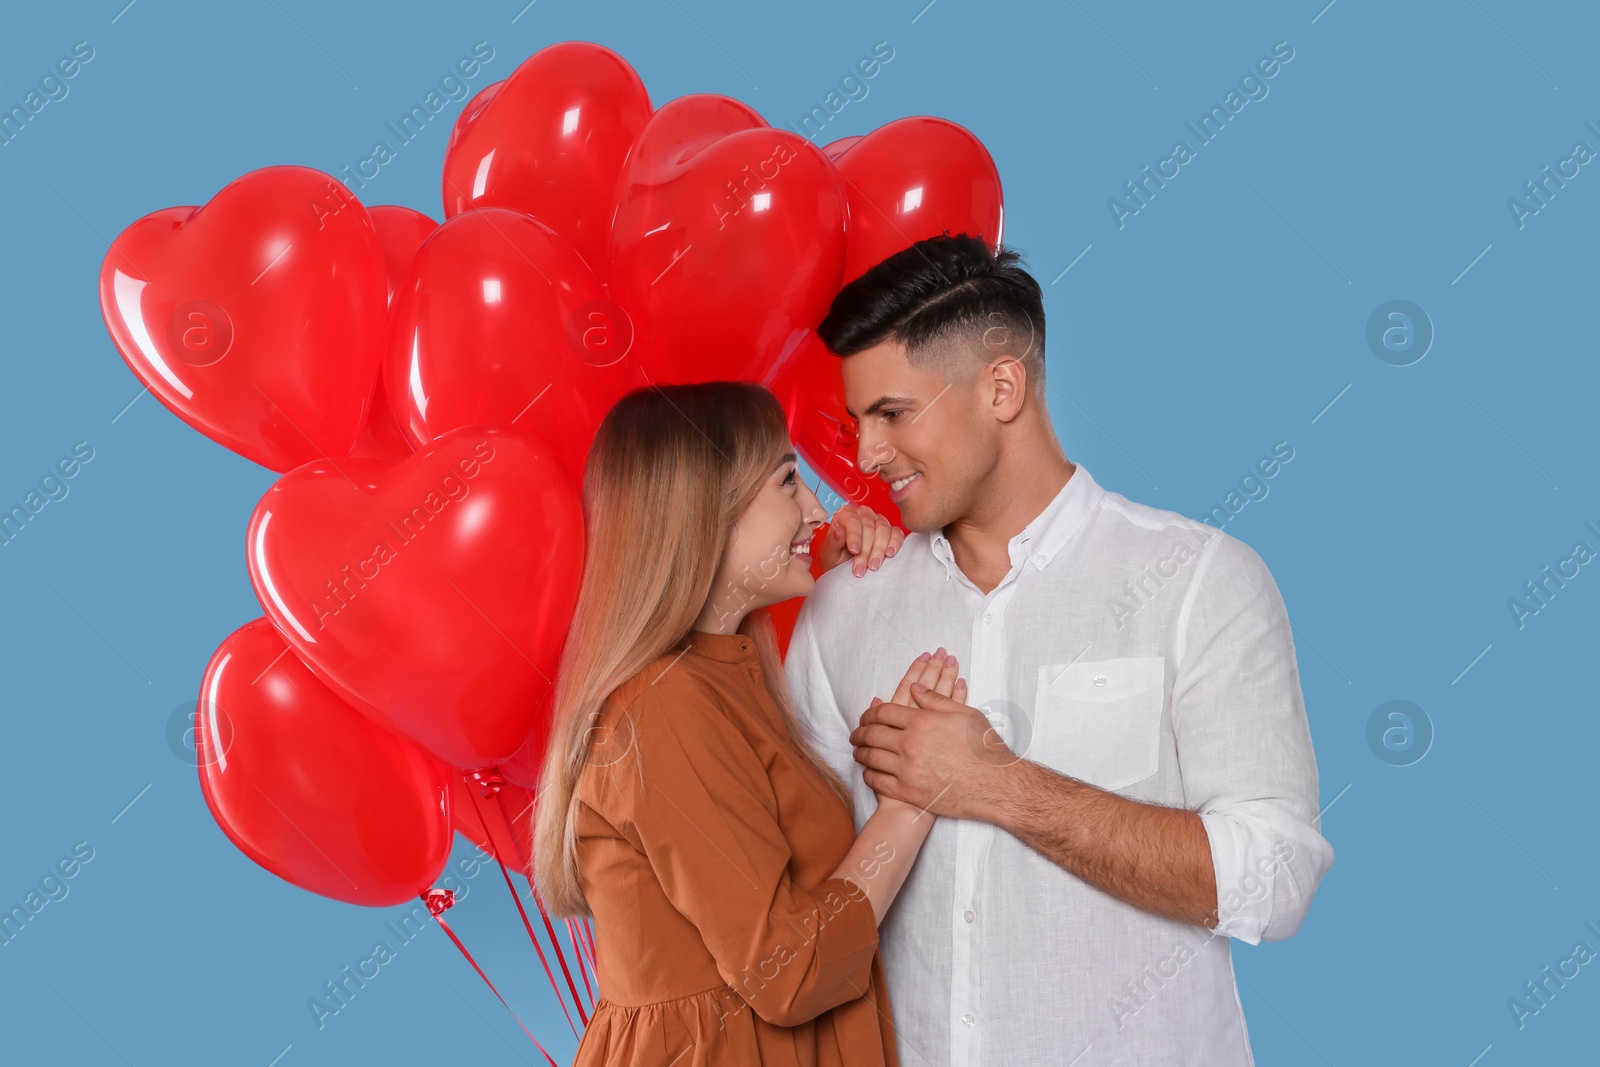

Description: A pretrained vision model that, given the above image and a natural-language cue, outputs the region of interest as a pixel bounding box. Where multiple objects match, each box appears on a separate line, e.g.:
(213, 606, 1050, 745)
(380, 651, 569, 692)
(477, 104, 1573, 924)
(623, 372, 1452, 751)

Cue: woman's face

(699, 447, 827, 631)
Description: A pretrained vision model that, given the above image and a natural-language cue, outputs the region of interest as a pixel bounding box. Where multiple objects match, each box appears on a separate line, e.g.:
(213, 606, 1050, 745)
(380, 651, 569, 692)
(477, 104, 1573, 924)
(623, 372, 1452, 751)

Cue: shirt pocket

(1030, 656, 1165, 792)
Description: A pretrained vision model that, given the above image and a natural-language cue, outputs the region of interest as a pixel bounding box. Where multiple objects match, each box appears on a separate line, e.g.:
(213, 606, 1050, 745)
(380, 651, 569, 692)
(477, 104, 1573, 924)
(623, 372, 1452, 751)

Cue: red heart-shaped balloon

(195, 617, 455, 907)
(245, 424, 584, 771)
(345, 205, 438, 464)
(821, 135, 861, 160)
(833, 116, 1003, 283)
(98, 165, 388, 471)
(385, 207, 645, 485)
(369, 204, 440, 304)
(609, 94, 847, 385)
(497, 728, 547, 793)
(447, 79, 503, 156)
(442, 41, 652, 276)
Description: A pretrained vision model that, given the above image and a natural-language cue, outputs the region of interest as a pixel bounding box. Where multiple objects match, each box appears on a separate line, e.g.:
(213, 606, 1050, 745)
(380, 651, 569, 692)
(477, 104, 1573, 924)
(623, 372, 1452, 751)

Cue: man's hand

(853, 650, 966, 813)
(851, 660, 1017, 820)
(813, 504, 906, 578)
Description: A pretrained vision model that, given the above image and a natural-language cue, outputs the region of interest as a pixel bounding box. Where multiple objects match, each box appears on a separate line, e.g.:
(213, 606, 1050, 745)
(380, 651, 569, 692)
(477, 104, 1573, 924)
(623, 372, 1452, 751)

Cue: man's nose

(856, 430, 893, 476)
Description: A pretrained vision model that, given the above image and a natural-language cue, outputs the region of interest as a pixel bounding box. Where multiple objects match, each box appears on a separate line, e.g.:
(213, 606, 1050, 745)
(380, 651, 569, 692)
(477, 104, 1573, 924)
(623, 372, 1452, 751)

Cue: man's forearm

(976, 757, 1219, 928)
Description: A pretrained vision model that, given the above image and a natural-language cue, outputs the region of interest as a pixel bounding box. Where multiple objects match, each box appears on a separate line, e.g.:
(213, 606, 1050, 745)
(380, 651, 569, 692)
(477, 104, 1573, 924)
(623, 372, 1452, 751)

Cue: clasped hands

(848, 650, 1016, 822)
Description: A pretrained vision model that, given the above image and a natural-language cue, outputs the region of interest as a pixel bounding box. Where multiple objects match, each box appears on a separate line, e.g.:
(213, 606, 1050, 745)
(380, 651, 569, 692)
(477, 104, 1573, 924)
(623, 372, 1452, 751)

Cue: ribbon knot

(467, 767, 506, 799)
(421, 886, 456, 917)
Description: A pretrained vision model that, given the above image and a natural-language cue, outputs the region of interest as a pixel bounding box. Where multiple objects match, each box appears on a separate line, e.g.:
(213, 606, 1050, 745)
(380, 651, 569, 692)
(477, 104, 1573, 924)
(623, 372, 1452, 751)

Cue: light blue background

(2, 1, 1596, 1063)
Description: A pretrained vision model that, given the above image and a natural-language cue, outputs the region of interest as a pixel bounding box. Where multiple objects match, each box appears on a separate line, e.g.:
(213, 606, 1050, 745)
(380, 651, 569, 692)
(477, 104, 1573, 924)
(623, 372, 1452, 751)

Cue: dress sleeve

(597, 679, 881, 1028)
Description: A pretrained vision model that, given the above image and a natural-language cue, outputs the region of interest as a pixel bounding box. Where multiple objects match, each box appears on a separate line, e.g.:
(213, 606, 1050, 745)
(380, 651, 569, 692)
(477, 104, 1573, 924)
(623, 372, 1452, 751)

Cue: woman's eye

(783, 467, 796, 486)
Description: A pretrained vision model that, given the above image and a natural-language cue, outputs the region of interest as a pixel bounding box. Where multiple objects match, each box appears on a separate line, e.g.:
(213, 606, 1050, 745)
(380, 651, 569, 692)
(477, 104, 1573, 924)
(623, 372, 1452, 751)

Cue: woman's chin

(781, 560, 816, 598)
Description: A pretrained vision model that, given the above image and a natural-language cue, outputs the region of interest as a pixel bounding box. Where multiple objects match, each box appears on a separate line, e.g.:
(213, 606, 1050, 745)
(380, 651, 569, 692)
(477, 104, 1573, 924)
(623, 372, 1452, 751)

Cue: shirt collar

(683, 628, 760, 664)
(929, 464, 1103, 580)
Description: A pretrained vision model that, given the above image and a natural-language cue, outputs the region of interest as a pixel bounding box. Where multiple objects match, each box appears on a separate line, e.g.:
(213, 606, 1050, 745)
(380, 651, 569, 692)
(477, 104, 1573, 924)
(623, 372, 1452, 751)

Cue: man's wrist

(967, 756, 1029, 827)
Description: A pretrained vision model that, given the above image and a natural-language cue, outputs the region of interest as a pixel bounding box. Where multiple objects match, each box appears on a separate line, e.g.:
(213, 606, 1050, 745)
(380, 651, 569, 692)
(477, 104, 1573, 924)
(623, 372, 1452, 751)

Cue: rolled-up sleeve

(1173, 532, 1335, 945)
(603, 681, 880, 1027)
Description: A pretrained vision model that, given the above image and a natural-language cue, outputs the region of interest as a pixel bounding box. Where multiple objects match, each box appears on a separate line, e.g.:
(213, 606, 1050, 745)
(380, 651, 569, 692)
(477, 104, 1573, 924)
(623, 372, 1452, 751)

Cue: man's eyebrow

(843, 395, 917, 420)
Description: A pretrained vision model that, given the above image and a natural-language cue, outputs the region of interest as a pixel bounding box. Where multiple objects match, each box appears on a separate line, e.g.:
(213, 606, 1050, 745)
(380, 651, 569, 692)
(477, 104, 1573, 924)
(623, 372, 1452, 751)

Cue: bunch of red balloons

(97, 41, 1002, 910)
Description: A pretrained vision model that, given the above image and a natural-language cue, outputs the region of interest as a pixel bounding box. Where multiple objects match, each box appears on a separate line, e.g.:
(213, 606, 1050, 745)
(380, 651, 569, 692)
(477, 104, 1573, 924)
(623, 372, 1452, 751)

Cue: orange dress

(569, 628, 898, 1067)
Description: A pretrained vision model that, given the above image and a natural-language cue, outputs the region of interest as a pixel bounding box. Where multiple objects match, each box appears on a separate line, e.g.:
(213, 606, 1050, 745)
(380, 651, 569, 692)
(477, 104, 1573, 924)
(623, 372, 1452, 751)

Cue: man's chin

(885, 480, 945, 532)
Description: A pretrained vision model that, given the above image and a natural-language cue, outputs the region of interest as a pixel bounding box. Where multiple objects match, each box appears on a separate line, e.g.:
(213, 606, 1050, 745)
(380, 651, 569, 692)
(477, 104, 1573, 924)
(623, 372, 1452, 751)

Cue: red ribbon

(467, 768, 506, 797)
(464, 776, 593, 1031)
(575, 914, 597, 969)
(419, 887, 560, 1067)
(567, 916, 596, 1004)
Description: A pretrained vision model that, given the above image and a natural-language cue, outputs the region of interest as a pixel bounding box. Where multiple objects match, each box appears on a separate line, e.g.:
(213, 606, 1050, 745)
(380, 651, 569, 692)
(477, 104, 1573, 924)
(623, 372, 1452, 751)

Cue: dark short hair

(817, 232, 1045, 392)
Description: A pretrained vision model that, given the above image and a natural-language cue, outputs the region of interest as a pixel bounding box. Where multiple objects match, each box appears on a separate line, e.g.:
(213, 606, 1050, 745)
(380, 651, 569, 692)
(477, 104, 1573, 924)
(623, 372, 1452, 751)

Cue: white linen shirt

(784, 463, 1334, 1067)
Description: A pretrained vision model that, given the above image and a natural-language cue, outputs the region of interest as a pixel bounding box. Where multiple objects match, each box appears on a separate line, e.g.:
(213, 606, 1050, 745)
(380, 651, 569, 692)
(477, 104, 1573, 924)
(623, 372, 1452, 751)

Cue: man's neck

(943, 454, 1075, 595)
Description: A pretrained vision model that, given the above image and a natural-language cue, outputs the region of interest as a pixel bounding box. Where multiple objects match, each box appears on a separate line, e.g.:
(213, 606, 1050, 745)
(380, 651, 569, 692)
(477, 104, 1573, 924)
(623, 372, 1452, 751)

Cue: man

(785, 233, 1334, 1066)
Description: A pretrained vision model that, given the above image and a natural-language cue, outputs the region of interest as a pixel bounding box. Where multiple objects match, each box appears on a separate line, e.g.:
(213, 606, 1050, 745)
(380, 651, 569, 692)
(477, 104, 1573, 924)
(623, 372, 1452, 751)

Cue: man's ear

(988, 356, 1028, 423)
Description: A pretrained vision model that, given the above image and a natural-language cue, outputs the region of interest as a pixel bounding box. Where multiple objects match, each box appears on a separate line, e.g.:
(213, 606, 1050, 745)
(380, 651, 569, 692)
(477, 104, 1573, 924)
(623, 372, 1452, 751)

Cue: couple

(534, 234, 1334, 1066)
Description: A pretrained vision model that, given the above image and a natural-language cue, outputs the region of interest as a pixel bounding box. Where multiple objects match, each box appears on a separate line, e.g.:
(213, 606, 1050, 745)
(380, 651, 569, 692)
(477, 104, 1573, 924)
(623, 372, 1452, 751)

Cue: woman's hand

(865, 649, 966, 812)
(813, 504, 906, 577)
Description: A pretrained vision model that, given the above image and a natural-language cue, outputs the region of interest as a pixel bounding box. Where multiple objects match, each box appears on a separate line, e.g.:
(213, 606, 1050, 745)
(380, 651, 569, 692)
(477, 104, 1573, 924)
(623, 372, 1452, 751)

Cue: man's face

(841, 338, 994, 532)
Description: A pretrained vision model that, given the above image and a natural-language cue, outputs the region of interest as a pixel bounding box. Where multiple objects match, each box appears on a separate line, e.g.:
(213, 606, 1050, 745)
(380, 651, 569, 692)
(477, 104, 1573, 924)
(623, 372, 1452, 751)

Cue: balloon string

(466, 783, 585, 1038)
(527, 866, 595, 1030)
(562, 916, 594, 1010)
(421, 890, 559, 1067)
(579, 916, 598, 968)
(497, 855, 587, 1035)
(565, 916, 596, 1008)
(577, 918, 599, 1011)
(485, 782, 593, 1027)
(484, 785, 594, 1031)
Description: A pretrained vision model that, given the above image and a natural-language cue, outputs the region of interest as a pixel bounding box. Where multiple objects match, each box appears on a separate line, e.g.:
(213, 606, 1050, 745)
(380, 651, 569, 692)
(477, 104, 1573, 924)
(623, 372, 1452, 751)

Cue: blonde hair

(532, 381, 852, 916)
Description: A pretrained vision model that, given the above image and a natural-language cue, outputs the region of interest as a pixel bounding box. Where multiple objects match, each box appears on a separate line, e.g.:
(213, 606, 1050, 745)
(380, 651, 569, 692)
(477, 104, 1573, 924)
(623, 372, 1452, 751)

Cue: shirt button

(962, 1012, 976, 1028)
(981, 611, 993, 624)
(739, 641, 750, 651)
(1093, 673, 1107, 687)
(1035, 553, 1046, 564)
(963, 909, 975, 923)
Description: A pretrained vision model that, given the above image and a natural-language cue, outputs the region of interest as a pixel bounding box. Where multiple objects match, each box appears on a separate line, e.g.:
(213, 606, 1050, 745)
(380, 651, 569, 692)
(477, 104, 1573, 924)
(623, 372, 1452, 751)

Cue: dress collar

(929, 463, 1103, 579)
(683, 628, 761, 664)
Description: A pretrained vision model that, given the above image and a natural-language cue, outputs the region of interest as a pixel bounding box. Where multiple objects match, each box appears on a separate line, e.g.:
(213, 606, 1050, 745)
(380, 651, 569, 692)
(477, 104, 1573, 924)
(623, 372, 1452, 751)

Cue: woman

(533, 381, 965, 1066)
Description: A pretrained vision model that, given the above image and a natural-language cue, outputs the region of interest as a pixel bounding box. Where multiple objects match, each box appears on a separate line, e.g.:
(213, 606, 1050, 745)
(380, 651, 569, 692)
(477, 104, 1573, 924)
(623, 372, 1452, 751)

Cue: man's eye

(883, 409, 904, 422)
